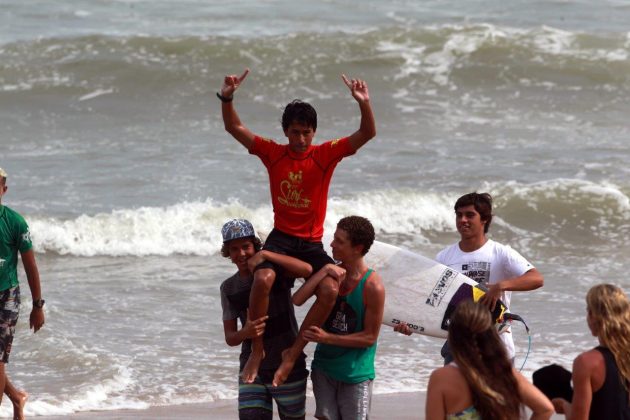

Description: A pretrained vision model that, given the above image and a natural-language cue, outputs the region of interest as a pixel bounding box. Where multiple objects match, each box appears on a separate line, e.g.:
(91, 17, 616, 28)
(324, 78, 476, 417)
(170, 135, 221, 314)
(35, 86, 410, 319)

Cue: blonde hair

(448, 300, 522, 420)
(0, 167, 6, 184)
(586, 284, 630, 390)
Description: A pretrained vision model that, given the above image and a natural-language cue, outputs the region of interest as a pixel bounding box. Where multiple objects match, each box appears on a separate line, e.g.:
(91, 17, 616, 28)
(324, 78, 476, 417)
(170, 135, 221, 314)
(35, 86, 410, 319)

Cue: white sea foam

(27, 191, 458, 257)
(78, 88, 115, 101)
(26, 180, 630, 257)
(0, 367, 143, 417)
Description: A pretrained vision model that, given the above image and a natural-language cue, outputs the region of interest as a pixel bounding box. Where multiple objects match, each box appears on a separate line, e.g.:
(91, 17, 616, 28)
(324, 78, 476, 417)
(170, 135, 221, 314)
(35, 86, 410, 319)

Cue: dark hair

(281, 100, 317, 132)
(449, 300, 523, 420)
(454, 192, 493, 233)
(220, 236, 263, 258)
(336, 216, 375, 256)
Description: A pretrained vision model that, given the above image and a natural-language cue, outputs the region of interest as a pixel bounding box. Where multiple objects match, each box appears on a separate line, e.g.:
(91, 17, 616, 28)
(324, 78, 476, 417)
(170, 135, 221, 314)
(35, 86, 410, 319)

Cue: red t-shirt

(250, 136, 355, 241)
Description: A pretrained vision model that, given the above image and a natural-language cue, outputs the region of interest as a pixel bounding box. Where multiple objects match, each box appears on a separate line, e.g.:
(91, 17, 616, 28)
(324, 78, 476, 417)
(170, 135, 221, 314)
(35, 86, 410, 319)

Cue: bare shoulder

(365, 271, 385, 293)
(574, 348, 604, 372)
(366, 270, 384, 289)
(433, 364, 464, 381)
(429, 365, 467, 390)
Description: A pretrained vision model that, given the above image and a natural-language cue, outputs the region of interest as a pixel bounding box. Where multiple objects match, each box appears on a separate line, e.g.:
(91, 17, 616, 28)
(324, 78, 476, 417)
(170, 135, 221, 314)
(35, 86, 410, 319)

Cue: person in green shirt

(0, 167, 45, 420)
(292, 216, 385, 420)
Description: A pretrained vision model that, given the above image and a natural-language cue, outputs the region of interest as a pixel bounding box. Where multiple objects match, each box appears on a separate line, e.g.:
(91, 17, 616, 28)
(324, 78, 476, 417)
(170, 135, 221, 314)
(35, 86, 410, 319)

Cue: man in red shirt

(218, 69, 376, 386)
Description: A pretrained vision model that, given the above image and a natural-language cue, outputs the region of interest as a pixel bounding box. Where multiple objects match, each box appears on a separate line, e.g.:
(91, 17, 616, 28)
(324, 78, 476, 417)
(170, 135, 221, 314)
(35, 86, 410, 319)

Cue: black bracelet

(216, 92, 233, 103)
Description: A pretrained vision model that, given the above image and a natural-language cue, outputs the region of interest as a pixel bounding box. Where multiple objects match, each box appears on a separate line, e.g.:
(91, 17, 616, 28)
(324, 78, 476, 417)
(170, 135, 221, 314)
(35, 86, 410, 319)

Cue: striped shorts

(238, 375, 307, 419)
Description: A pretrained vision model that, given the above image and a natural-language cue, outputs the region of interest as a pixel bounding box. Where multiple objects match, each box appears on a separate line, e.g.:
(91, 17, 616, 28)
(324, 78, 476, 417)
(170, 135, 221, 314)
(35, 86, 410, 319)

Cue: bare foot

(11, 390, 28, 420)
(272, 349, 297, 387)
(240, 349, 264, 383)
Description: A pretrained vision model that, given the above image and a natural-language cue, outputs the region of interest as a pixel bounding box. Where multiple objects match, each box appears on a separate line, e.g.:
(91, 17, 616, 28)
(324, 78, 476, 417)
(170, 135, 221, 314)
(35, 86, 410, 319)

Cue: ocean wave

(490, 178, 630, 239)
(26, 180, 630, 256)
(27, 193, 454, 257)
(1, 24, 629, 96)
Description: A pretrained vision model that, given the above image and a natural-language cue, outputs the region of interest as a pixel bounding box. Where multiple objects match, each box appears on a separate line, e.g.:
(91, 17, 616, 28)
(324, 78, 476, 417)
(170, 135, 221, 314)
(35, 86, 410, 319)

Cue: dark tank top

(589, 346, 630, 420)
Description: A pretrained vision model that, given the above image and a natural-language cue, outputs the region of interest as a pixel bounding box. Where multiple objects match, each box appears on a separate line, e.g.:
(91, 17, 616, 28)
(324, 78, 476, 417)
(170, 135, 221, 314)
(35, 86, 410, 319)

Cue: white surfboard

(324, 237, 507, 338)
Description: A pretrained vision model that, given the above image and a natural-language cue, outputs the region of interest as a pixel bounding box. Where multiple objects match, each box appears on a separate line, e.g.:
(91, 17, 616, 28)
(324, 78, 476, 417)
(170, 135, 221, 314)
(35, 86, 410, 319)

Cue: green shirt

(312, 269, 377, 383)
(0, 205, 33, 291)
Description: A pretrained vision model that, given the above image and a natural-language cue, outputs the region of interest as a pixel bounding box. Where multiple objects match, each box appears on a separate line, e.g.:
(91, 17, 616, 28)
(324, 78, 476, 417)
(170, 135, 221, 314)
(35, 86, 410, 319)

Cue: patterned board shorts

(0, 286, 21, 363)
(238, 376, 307, 419)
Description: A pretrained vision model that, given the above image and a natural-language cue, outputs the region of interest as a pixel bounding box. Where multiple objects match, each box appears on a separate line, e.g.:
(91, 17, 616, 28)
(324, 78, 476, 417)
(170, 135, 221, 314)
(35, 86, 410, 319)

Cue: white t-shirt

(436, 239, 534, 358)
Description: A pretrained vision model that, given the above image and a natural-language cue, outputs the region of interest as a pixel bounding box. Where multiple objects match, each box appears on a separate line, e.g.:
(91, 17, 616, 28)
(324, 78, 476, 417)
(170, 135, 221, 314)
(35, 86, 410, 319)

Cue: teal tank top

(311, 268, 377, 383)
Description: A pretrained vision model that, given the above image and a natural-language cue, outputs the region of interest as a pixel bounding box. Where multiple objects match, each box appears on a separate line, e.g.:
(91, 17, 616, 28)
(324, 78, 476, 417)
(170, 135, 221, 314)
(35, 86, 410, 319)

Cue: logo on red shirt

(278, 171, 311, 209)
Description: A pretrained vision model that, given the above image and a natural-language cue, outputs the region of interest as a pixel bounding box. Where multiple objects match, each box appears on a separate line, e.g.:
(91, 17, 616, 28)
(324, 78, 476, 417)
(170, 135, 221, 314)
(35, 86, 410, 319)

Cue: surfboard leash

(501, 313, 532, 371)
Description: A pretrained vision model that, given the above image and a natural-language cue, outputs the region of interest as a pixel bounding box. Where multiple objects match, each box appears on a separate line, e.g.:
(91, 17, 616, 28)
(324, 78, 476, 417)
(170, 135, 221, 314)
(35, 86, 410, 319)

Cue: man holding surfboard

(395, 192, 543, 363)
(437, 192, 544, 362)
(218, 69, 376, 386)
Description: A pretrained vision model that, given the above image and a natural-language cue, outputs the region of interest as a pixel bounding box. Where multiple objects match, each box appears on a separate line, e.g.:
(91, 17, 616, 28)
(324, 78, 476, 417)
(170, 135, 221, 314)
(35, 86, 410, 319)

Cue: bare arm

(501, 268, 544, 291)
(246, 250, 312, 279)
(220, 68, 256, 149)
(21, 249, 44, 332)
(553, 352, 596, 420)
(222, 313, 269, 347)
(481, 268, 544, 310)
(303, 272, 384, 348)
(425, 369, 447, 420)
(292, 264, 346, 306)
(341, 75, 376, 151)
(513, 369, 554, 420)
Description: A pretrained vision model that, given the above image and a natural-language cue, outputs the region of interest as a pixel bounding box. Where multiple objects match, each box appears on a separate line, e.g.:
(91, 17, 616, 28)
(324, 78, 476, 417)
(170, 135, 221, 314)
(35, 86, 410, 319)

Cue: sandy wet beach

(35, 393, 423, 419)
(32, 391, 564, 419)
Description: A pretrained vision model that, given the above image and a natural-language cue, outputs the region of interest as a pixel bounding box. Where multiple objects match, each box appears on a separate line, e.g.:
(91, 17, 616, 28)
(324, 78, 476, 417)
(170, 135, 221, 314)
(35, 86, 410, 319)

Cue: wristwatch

(33, 299, 45, 309)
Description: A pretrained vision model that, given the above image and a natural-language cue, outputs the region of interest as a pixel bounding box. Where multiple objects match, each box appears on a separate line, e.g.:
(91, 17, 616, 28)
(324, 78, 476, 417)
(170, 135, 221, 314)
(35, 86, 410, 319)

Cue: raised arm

(21, 249, 44, 332)
(303, 272, 384, 348)
(341, 74, 376, 151)
(219, 68, 256, 149)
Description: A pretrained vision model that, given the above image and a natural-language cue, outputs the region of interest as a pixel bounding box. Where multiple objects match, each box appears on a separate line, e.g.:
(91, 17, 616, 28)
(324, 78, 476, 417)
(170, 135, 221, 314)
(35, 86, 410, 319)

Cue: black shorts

(258, 229, 334, 275)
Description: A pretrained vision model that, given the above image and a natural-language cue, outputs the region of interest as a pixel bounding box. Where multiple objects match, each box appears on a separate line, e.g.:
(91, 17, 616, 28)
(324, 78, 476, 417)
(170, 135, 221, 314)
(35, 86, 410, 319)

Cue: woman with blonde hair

(426, 300, 553, 420)
(553, 284, 630, 419)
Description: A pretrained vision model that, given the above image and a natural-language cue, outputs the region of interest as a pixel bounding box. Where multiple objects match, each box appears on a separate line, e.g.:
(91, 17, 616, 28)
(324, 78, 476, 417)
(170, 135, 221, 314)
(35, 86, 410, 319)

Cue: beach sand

(33, 391, 564, 419)
(35, 392, 423, 419)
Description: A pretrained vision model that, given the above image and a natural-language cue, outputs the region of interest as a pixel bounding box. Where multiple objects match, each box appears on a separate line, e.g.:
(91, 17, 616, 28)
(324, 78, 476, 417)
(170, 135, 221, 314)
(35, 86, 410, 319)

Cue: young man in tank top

(217, 69, 376, 386)
(0, 167, 45, 420)
(292, 216, 385, 420)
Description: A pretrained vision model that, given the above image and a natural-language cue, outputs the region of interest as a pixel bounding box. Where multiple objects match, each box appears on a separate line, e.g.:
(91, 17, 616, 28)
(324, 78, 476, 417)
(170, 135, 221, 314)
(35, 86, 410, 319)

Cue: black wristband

(216, 92, 233, 103)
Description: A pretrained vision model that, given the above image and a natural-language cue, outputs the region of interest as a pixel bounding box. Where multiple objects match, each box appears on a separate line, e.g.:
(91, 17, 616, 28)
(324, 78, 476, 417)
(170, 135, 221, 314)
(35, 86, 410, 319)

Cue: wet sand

(33, 391, 564, 419)
(35, 392, 424, 419)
